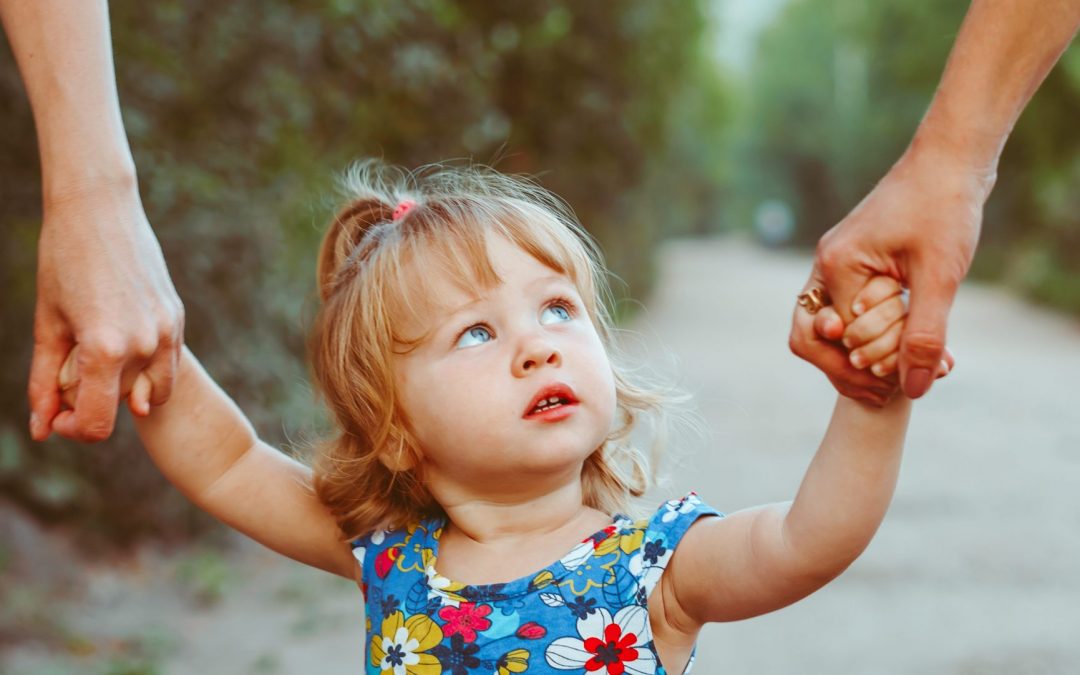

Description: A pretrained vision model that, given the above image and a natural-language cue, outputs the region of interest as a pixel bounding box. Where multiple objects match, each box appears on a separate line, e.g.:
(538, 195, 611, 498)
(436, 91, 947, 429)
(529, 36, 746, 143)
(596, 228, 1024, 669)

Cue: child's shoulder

(639, 491, 724, 546)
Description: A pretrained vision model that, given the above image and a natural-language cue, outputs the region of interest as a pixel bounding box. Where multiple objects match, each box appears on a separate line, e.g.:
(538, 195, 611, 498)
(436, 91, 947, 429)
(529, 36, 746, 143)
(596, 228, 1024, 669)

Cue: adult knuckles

(814, 229, 853, 272)
(814, 237, 839, 271)
(83, 328, 157, 364)
(81, 334, 129, 365)
(157, 298, 184, 331)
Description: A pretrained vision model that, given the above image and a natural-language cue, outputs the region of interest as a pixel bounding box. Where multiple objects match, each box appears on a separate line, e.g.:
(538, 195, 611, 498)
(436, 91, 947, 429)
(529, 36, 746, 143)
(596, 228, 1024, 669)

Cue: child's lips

(522, 382, 579, 417)
(524, 401, 579, 422)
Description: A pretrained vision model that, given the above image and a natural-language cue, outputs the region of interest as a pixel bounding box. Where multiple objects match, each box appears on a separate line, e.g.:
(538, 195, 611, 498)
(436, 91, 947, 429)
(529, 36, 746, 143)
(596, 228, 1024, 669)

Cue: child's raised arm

(61, 346, 357, 580)
(653, 276, 923, 628)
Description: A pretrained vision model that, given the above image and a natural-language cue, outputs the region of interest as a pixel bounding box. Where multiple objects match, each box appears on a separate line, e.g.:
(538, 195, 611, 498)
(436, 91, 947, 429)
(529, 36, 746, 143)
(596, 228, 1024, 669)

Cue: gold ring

(797, 287, 829, 315)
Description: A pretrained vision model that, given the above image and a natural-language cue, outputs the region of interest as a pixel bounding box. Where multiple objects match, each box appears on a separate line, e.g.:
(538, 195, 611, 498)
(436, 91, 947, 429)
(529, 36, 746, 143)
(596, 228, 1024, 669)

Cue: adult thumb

(900, 268, 959, 399)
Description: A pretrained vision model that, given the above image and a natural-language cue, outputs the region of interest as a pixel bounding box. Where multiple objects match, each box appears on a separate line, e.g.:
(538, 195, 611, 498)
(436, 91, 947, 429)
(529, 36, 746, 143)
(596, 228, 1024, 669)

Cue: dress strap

(635, 492, 723, 599)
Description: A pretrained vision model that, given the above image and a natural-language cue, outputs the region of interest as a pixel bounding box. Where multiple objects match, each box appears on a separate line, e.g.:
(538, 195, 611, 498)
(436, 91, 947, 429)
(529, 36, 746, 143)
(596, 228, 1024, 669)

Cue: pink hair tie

(391, 199, 416, 221)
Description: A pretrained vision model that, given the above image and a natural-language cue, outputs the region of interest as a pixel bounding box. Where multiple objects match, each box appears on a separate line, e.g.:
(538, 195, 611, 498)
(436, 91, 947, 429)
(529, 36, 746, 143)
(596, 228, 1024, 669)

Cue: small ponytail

(317, 200, 392, 302)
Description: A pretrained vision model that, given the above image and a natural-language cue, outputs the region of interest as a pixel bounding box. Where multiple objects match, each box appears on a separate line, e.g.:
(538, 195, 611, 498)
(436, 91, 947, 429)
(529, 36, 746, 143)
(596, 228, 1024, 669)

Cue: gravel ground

(4, 236, 1079, 675)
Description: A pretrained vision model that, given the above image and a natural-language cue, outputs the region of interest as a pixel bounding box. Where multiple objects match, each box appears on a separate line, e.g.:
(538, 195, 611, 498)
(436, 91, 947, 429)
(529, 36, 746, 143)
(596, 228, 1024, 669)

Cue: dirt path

(642, 237, 1080, 674)
(5, 236, 1079, 674)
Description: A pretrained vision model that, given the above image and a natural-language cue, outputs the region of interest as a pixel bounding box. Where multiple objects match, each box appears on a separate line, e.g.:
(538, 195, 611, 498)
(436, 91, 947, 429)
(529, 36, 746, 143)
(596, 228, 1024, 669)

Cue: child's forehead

(388, 242, 575, 345)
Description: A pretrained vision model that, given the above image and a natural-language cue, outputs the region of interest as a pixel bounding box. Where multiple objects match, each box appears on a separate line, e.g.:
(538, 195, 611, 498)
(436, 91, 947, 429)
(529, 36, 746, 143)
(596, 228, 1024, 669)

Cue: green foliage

(723, 0, 1080, 309)
(0, 1, 723, 545)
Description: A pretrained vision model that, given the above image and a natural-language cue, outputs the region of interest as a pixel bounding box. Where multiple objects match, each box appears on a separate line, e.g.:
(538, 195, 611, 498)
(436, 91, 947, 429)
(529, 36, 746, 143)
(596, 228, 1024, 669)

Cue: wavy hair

(309, 159, 694, 540)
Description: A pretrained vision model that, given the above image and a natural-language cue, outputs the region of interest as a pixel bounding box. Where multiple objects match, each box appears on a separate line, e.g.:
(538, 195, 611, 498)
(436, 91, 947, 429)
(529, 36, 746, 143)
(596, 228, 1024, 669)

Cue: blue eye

(455, 325, 493, 349)
(541, 302, 573, 324)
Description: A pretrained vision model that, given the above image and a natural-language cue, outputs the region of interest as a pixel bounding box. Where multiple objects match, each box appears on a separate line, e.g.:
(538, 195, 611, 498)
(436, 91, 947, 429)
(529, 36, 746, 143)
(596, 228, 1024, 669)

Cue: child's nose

(513, 338, 562, 376)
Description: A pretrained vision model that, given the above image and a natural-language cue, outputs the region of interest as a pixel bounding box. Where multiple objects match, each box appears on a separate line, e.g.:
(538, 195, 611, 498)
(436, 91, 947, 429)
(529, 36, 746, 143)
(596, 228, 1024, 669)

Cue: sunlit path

(636, 236, 1080, 674)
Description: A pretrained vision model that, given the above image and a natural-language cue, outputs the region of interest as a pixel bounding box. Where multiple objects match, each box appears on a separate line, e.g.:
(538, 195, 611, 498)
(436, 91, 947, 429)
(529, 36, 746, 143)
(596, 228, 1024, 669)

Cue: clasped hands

(793, 275, 953, 407)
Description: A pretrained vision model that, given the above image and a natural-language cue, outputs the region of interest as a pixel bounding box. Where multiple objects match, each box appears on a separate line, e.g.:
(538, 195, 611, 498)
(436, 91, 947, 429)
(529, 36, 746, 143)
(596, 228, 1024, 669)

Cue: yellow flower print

(370, 611, 443, 675)
(593, 525, 645, 557)
(619, 527, 645, 555)
(532, 570, 555, 589)
(497, 648, 530, 674)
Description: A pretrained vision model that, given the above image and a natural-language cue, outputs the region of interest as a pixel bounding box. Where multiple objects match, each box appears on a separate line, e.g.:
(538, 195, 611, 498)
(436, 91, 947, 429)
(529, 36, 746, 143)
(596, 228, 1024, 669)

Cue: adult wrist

(42, 161, 140, 212)
(902, 115, 999, 206)
(909, 98, 1005, 185)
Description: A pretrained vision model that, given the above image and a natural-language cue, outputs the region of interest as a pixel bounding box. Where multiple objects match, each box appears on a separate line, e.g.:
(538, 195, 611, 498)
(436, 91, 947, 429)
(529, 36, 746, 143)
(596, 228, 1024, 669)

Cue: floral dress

(351, 492, 721, 675)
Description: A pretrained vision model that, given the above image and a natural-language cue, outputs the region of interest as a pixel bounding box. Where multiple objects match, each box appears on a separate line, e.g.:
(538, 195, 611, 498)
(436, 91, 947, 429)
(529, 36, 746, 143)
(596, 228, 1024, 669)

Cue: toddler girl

(61, 160, 946, 675)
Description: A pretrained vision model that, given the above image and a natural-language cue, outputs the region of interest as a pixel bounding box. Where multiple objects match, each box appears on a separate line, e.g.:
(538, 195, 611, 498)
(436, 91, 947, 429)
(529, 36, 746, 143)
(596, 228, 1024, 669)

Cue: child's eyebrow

(442, 296, 485, 323)
(434, 273, 572, 331)
(529, 272, 571, 290)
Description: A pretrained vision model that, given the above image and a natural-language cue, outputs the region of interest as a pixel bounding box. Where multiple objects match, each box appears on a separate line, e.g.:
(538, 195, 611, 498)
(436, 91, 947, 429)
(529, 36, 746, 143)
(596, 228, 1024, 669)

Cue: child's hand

(819, 277, 953, 381)
(58, 345, 155, 418)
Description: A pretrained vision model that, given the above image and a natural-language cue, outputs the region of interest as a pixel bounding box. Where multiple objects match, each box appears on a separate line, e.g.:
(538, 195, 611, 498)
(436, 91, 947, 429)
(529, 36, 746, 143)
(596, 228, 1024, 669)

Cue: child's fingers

(843, 295, 907, 349)
(850, 319, 903, 369)
(851, 276, 904, 316)
(58, 347, 79, 410)
(128, 373, 154, 417)
(869, 353, 899, 378)
(812, 306, 845, 341)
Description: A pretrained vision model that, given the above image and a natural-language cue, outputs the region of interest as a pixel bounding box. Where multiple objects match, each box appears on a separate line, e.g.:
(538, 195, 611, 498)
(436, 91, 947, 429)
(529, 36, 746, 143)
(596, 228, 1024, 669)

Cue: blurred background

(1, 1, 1077, 673)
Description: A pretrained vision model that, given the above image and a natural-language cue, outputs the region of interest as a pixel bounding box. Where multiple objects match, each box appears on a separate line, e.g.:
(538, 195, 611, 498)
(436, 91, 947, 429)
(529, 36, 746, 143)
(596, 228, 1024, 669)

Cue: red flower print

(546, 606, 655, 674)
(583, 623, 639, 674)
(374, 546, 400, 579)
(438, 602, 493, 642)
(516, 622, 547, 640)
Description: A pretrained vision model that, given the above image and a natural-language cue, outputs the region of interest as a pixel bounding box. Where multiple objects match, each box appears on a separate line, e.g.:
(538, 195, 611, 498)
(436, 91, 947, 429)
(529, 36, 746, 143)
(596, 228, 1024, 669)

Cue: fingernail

(850, 352, 866, 369)
(871, 363, 885, 377)
(939, 359, 950, 377)
(904, 368, 933, 398)
(853, 302, 866, 316)
(842, 337, 853, 349)
(29, 412, 39, 437)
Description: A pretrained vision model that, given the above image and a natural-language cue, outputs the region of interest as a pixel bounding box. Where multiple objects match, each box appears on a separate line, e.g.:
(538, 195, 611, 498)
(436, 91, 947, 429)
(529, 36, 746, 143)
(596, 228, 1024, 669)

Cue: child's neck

(440, 478, 605, 545)
(432, 478, 612, 585)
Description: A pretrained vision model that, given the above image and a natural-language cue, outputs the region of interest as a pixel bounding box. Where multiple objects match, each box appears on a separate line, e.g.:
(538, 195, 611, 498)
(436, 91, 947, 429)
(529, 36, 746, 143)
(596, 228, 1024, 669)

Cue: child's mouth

(529, 396, 572, 415)
(523, 382, 579, 419)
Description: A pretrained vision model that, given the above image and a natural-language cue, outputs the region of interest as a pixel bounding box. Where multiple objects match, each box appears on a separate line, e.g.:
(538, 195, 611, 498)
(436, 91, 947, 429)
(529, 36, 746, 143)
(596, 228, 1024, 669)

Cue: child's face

(391, 233, 617, 499)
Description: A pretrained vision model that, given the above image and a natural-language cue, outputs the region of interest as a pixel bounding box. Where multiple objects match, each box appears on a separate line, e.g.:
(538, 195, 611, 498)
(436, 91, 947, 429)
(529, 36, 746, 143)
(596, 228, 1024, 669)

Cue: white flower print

(560, 540, 595, 571)
(660, 493, 700, 524)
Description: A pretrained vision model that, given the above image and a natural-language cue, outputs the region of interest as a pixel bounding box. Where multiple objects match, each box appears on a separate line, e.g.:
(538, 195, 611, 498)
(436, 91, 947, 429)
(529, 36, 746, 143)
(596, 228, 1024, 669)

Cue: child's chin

(514, 442, 595, 472)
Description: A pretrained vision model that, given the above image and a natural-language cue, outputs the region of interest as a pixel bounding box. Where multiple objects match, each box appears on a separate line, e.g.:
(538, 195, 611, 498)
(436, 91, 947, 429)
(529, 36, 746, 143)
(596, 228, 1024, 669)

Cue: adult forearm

(0, 0, 136, 199)
(781, 395, 912, 573)
(914, 0, 1080, 171)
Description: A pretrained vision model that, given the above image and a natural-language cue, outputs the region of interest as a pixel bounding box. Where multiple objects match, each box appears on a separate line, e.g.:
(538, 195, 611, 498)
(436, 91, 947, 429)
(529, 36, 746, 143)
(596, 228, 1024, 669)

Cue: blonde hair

(309, 159, 692, 540)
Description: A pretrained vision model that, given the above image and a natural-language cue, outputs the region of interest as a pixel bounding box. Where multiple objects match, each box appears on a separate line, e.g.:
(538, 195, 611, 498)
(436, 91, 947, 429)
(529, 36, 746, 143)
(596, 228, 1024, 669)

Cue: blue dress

(351, 492, 722, 675)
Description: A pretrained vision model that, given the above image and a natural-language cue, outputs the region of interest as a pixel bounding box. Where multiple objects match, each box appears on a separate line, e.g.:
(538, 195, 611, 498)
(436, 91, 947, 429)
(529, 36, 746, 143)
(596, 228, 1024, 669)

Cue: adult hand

(790, 137, 991, 402)
(29, 176, 184, 442)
